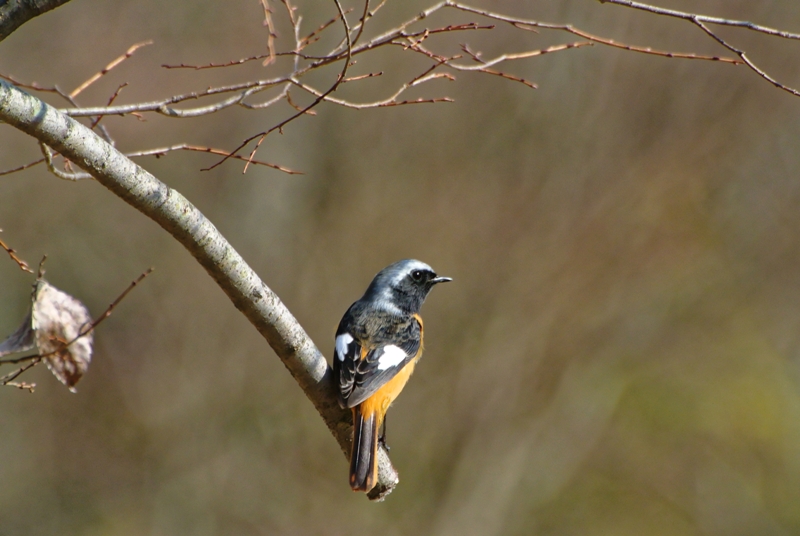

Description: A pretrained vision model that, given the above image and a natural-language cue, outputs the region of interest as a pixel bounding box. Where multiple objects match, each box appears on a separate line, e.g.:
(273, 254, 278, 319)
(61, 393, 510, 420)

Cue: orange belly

(359, 352, 421, 423)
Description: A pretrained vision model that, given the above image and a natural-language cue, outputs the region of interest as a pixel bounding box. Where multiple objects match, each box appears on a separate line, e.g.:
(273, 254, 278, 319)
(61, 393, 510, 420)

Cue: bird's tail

(349, 406, 379, 492)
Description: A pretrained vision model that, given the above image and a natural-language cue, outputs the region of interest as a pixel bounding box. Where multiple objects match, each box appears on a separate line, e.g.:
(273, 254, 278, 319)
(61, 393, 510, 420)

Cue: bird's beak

(431, 276, 452, 284)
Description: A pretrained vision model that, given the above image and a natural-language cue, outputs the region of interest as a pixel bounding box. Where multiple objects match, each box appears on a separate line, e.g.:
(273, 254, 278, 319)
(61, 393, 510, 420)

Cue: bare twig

(240, 90, 290, 110)
(40, 143, 93, 181)
(0, 353, 40, 365)
(60, 77, 290, 117)
(0, 158, 45, 175)
(81, 268, 153, 335)
(89, 82, 128, 131)
(70, 41, 153, 99)
(261, 0, 279, 66)
(1, 358, 41, 390)
(126, 144, 302, 174)
(342, 71, 383, 83)
(0, 73, 72, 101)
(162, 55, 274, 70)
(0, 230, 34, 273)
(599, 0, 800, 40)
(41, 0, 754, 153)
(300, 8, 350, 47)
(448, 2, 741, 64)
(411, 40, 593, 88)
(213, 0, 353, 173)
(597, 0, 800, 96)
(290, 71, 454, 109)
(351, 0, 371, 48)
(285, 90, 317, 114)
(4, 380, 36, 391)
(695, 20, 800, 97)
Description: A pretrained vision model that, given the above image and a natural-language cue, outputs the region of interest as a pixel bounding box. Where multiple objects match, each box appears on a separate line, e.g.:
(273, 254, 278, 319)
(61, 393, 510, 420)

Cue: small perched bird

(333, 259, 451, 492)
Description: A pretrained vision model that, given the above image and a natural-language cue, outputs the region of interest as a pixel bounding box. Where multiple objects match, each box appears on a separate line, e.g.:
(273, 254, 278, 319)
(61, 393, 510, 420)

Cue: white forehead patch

(377, 344, 408, 370)
(391, 260, 434, 285)
(335, 333, 354, 361)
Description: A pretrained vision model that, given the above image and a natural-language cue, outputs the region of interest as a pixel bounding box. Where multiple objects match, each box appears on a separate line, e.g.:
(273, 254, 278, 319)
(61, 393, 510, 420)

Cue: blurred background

(2, 0, 800, 534)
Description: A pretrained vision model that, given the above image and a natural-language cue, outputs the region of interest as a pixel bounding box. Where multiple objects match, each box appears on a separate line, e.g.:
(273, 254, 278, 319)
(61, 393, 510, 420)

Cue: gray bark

(0, 0, 72, 42)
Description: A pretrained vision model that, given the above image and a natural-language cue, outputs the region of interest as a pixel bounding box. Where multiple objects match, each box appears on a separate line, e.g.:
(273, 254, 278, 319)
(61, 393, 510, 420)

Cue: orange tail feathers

(349, 406, 379, 492)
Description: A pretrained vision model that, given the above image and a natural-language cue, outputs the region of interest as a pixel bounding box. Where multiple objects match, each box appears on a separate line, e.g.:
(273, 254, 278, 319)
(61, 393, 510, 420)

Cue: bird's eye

(411, 270, 423, 281)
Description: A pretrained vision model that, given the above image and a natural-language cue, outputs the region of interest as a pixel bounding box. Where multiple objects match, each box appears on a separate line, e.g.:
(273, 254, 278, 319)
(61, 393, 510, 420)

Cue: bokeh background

(2, 0, 800, 534)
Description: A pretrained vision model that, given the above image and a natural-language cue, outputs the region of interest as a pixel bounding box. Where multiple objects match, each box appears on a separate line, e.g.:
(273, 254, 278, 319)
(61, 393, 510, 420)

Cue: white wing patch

(335, 333, 353, 361)
(377, 344, 408, 370)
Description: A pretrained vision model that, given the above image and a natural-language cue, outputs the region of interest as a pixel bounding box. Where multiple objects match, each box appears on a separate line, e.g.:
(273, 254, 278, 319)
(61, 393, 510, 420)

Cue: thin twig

(126, 144, 303, 174)
(0, 73, 73, 102)
(60, 77, 290, 117)
(89, 82, 128, 131)
(1, 358, 41, 390)
(261, 0, 278, 66)
(352, 0, 371, 48)
(290, 70, 454, 108)
(0, 158, 45, 176)
(300, 9, 350, 47)
(213, 0, 353, 173)
(448, 2, 741, 64)
(0, 353, 40, 365)
(694, 20, 800, 97)
(597, 0, 800, 96)
(342, 71, 383, 83)
(163, 55, 274, 70)
(599, 0, 800, 40)
(70, 41, 153, 99)
(82, 268, 154, 334)
(240, 90, 290, 110)
(425, 41, 593, 72)
(0, 230, 34, 273)
(285, 91, 317, 114)
(4, 379, 36, 392)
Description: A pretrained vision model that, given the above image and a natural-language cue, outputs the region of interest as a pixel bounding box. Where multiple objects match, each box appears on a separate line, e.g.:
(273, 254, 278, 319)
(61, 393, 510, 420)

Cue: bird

(333, 259, 451, 492)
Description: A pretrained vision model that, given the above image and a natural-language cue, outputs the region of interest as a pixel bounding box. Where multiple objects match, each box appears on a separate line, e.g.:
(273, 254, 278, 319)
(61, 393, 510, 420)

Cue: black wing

(333, 310, 421, 409)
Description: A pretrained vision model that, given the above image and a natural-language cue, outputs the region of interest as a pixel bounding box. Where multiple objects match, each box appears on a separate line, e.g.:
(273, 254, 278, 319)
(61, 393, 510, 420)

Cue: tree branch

(599, 0, 800, 39)
(0, 78, 399, 501)
(0, 0, 72, 42)
(597, 0, 800, 96)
